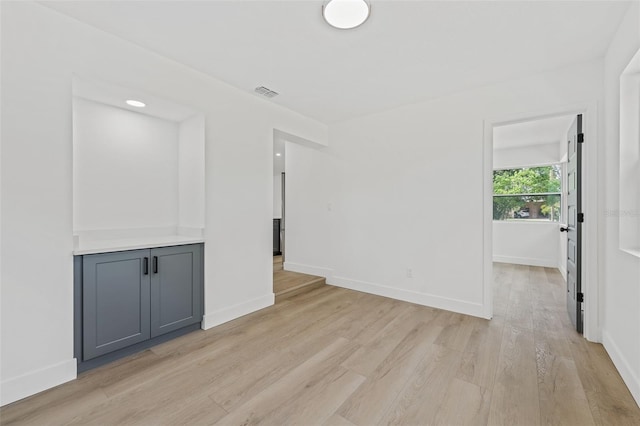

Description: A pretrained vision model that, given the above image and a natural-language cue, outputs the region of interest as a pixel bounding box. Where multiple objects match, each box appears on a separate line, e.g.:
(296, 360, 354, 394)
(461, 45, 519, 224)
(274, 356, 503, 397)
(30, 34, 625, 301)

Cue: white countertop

(73, 235, 204, 255)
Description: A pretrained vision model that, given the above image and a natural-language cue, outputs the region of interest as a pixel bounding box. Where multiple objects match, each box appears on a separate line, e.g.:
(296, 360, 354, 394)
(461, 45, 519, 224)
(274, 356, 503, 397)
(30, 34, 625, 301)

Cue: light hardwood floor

(273, 255, 325, 302)
(2, 263, 639, 425)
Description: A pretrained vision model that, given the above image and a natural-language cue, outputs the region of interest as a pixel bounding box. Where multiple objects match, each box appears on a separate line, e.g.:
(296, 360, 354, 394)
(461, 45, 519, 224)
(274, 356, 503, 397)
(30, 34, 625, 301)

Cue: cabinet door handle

(153, 256, 158, 274)
(143, 257, 149, 275)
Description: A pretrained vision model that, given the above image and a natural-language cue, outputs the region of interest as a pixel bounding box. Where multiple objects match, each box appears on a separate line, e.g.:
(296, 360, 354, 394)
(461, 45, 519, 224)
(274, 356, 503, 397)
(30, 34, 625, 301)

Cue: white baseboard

(202, 293, 274, 330)
(602, 330, 640, 408)
(558, 264, 567, 281)
(1, 359, 77, 406)
(493, 255, 557, 268)
(283, 261, 332, 279)
(329, 276, 485, 318)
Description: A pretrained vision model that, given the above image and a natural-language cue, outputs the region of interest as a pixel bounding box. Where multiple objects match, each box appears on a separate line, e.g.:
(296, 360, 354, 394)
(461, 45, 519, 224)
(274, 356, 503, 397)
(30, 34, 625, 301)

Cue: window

(493, 165, 562, 222)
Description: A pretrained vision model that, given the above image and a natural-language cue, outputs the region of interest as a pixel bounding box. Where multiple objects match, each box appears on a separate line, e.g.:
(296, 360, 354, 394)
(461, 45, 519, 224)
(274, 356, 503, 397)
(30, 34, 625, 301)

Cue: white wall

(602, 1, 640, 406)
(178, 114, 205, 230)
(0, 1, 327, 405)
(493, 142, 561, 169)
(273, 172, 282, 219)
(283, 141, 333, 278)
(273, 138, 285, 219)
(493, 221, 560, 268)
(73, 97, 180, 232)
(558, 216, 568, 280)
(285, 59, 603, 319)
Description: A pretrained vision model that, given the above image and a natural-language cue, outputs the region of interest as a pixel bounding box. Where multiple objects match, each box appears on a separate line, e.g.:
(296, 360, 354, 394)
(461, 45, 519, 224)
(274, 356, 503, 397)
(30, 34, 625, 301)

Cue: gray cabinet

(79, 244, 203, 363)
(83, 249, 151, 360)
(150, 245, 202, 338)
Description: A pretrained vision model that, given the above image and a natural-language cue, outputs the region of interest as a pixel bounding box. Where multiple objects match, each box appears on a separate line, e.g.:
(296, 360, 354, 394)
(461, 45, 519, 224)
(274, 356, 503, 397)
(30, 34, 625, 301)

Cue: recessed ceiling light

(276, 153, 282, 157)
(126, 99, 146, 108)
(323, 0, 370, 30)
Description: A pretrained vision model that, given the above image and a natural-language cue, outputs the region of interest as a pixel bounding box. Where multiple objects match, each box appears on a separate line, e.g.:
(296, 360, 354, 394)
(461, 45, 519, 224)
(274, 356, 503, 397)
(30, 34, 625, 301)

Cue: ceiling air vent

(254, 86, 279, 98)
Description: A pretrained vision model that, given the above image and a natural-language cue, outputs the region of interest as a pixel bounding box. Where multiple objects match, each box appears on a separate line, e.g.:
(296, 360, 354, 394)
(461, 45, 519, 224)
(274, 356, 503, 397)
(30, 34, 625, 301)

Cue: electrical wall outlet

(406, 268, 413, 278)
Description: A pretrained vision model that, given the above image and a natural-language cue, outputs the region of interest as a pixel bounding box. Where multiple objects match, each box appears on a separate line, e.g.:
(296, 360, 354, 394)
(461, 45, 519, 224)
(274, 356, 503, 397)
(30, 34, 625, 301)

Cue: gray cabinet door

(150, 244, 202, 338)
(83, 250, 151, 360)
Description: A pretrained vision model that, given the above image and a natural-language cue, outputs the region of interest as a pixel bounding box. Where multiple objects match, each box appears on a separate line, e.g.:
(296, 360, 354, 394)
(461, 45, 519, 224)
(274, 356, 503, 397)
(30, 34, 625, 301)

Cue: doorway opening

(488, 113, 586, 334)
(273, 137, 285, 261)
(271, 133, 326, 303)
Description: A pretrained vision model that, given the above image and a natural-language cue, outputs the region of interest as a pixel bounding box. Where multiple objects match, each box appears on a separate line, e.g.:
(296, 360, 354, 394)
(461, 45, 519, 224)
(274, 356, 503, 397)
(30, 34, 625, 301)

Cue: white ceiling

(493, 114, 576, 150)
(42, 1, 631, 123)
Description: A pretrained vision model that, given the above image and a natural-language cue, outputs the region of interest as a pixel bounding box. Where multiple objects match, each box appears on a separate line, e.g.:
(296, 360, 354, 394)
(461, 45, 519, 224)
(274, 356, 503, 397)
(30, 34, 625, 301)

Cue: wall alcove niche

(72, 76, 205, 254)
(619, 47, 640, 257)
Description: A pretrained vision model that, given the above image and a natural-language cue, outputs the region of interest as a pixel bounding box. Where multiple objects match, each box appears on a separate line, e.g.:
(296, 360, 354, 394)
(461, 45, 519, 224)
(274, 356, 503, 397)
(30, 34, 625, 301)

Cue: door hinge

(578, 213, 584, 223)
(577, 292, 584, 303)
(577, 133, 584, 143)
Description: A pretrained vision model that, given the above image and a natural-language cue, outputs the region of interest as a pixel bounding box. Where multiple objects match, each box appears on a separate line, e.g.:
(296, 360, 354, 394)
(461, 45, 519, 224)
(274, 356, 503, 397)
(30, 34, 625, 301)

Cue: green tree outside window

(493, 165, 562, 221)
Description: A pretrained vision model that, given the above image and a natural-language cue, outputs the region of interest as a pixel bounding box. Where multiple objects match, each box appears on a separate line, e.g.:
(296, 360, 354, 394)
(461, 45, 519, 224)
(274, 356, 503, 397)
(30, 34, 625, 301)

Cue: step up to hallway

(273, 256, 325, 302)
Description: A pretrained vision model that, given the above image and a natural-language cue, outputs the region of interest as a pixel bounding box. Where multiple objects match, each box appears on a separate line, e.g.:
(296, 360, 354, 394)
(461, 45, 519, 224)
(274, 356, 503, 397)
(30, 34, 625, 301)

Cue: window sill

(493, 220, 561, 224)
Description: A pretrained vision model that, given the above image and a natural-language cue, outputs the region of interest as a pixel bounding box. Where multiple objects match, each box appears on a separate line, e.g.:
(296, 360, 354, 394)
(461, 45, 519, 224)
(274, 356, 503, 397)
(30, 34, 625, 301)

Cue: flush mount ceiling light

(323, 0, 371, 30)
(276, 153, 282, 157)
(126, 99, 146, 108)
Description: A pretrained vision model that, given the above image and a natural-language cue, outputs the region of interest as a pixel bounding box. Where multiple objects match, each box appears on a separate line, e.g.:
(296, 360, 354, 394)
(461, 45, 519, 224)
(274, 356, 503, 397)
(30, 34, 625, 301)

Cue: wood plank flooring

(2, 263, 639, 425)
(273, 255, 325, 302)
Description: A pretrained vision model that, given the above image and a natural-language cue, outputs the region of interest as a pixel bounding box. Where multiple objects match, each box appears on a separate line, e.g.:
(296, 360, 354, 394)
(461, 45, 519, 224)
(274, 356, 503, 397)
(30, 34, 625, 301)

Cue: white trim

(273, 128, 328, 148)
(559, 264, 567, 281)
(493, 160, 564, 171)
(282, 261, 333, 280)
(619, 50, 640, 256)
(492, 220, 562, 224)
(493, 255, 558, 268)
(329, 276, 486, 319)
(603, 330, 640, 407)
(201, 293, 274, 330)
(582, 103, 601, 342)
(0, 359, 77, 406)
(493, 192, 561, 197)
(483, 120, 494, 319)
(483, 101, 600, 341)
(621, 248, 640, 258)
